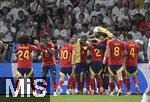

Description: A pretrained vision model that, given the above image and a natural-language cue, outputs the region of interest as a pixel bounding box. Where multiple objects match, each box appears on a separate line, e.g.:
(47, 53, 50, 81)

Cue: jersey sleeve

(99, 27, 113, 38)
(122, 42, 127, 55)
(106, 40, 111, 48)
(148, 39, 150, 47)
(29, 45, 39, 51)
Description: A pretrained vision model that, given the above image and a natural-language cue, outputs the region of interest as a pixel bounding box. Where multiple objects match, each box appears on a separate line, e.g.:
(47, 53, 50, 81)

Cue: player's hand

(4, 44, 8, 49)
(149, 62, 150, 71)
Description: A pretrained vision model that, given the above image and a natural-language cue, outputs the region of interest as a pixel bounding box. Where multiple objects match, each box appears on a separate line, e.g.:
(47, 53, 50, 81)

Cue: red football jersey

(59, 43, 73, 68)
(40, 42, 56, 66)
(125, 40, 139, 67)
(89, 46, 104, 62)
(17, 44, 39, 68)
(81, 45, 88, 63)
(107, 39, 125, 65)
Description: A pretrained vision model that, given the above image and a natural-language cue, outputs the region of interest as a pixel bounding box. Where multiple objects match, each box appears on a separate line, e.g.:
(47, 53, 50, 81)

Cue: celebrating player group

(14, 26, 142, 97)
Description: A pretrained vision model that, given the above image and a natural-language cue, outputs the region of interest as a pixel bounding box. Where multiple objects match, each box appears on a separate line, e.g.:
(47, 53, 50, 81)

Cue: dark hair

(0, 9, 4, 15)
(79, 13, 85, 18)
(82, 23, 88, 28)
(126, 34, 133, 40)
(113, 32, 119, 38)
(17, 34, 30, 44)
(18, 10, 24, 15)
(101, 33, 108, 38)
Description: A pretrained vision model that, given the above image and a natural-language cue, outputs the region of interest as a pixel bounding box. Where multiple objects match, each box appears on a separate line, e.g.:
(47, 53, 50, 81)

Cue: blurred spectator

(90, 3, 104, 19)
(0, 19, 16, 62)
(129, 1, 138, 20)
(80, 23, 90, 37)
(63, 5, 73, 34)
(30, 0, 39, 14)
(2, 6, 11, 20)
(74, 13, 85, 33)
(73, 0, 88, 17)
(8, 0, 29, 23)
(53, 19, 68, 46)
(0, 19, 16, 43)
(0, 0, 14, 9)
(38, 22, 51, 38)
(117, 7, 131, 32)
(25, 14, 37, 38)
(0, 41, 8, 62)
(103, 8, 115, 31)
(112, 0, 124, 19)
(33, 5, 48, 37)
(56, 0, 73, 8)
(15, 10, 27, 31)
(139, 12, 150, 35)
(89, 16, 98, 31)
(94, 0, 115, 8)
(0, 10, 4, 28)
(143, 31, 150, 51)
(75, 5, 90, 24)
(96, 14, 104, 25)
(128, 25, 142, 41)
(135, 0, 144, 9)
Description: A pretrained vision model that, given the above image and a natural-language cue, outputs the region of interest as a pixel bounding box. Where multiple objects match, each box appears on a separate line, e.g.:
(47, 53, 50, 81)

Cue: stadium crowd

(0, 0, 150, 62)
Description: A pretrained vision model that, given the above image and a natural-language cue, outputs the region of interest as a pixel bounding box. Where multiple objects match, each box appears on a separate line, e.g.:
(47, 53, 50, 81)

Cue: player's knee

(60, 76, 65, 81)
(90, 75, 95, 79)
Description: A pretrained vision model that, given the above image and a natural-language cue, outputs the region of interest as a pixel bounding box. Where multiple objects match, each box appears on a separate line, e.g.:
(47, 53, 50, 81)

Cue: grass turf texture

(0, 95, 50, 102)
(0, 95, 142, 102)
(50, 95, 142, 102)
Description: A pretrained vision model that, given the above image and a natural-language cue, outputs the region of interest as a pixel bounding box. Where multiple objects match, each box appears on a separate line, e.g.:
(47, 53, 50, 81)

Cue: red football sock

(15, 79, 20, 90)
(109, 82, 115, 91)
(133, 77, 138, 86)
(52, 80, 57, 92)
(71, 77, 76, 90)
(90, 79, 95, 90)
(80, 80, 84, 92)
(86, 78, 90, 91)
(96, 77, 100, 89)
(118, 80, 123, 90)
(59, 80, 64, 87)
(67, 77, 72, 89)
(124, 78, 130, 92)
(99, 77, 104, 87)
(76, 76, 80, 91)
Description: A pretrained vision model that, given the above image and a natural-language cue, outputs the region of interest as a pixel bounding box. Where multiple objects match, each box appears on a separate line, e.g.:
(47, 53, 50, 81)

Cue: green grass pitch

(50, 95, 142, 102)
(0, 95, 142, 102)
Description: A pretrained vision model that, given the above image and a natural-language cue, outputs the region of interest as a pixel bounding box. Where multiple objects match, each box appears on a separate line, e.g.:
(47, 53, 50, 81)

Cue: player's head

(126, 34, 133, 40)
(40, 36, 48, 44)
(80, 35, 87, 45)
(100, 33, 108, 40)
(64, 37, 70, 43)
(0, 40, 3, 48)
(93, 26, 100, 35)
(17, 33, 30, 44)
(82, 23, 88, 31)
(112, 31, 119, 38)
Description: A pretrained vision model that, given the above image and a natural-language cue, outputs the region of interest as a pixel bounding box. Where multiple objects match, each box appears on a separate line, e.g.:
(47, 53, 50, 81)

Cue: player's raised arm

(93, 26, 113, 38)
(148, 39, 150, 64)
(103, 40, 110, 64)
(1, 43, 9, 60)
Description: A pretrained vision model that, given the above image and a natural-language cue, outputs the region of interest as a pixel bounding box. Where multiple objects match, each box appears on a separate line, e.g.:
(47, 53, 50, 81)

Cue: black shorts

(108, 65, 123, 76)
(75, 63, 88, 75)
(42, 64, 56, 79)
(16, 68, 33, 77)
(125, 66, 137, 76)
(60, 68, 73, 76)
(90, 61, 103, 76)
